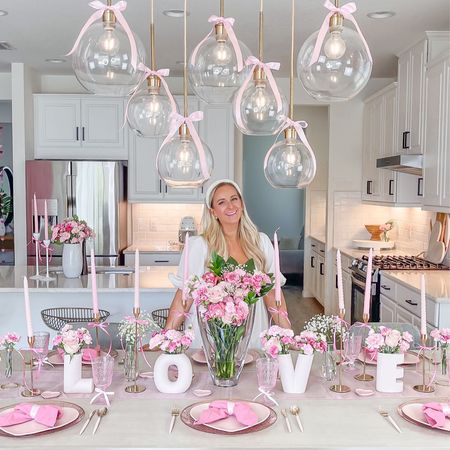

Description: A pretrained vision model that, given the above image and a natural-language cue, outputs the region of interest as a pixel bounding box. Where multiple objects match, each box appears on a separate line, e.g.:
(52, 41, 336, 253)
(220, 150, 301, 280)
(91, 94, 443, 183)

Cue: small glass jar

(124, 343, 137, 382)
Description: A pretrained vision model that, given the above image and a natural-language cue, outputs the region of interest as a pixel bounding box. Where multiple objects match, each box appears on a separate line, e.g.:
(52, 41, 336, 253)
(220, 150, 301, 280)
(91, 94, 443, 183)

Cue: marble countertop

(336, 247, 414, 260)
(0, 266, 177, 293)
(310, 235, 326, 244)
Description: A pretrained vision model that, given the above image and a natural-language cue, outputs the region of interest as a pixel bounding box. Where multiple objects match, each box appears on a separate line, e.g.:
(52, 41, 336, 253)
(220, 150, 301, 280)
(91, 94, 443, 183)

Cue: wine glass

(91, 355, 114, 393)
(256, 357, 278, 405)
(344, 333, 362, 372)
(33, 331, 50, 367)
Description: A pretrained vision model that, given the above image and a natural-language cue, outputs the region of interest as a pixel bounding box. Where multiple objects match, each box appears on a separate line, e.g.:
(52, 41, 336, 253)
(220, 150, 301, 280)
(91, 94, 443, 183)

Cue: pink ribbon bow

(124, 63, 177, 127)
(88, 321, 112, 355)
(158, 111, 211, 181)
(0, 404, 63, 428)
(67, 1, 139, 70)
(190, 16, 244, 72)
(233, 56, 283, 130)
(309, 0, 372, 66)
(268, 307, 291, 326)
(195, 401, 258, 426)
(38, 241, 54, 263)
(175, 311, 191, 319)
(422, 402, 450, 428)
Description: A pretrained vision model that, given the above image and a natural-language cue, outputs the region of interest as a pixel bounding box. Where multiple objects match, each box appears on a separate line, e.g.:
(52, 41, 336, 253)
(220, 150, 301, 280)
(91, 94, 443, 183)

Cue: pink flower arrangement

(52, 324, 92, 356)
(430, 328, 450, 347)
(379, 220, 394, 242)
(292, 330, 327, 355)
(365, 326, 413, 354)
(51, 215, 95, 245)
(260, 326, 295, 357)
(149, 327, 194, 354)
(0, 332, 20, 349)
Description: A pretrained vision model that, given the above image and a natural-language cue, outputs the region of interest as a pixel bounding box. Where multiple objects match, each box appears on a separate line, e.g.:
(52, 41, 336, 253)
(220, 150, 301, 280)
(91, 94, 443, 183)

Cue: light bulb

(323, 30, 346, 59)
(213, 41, 233, 64)
(97, 27, 120, 54)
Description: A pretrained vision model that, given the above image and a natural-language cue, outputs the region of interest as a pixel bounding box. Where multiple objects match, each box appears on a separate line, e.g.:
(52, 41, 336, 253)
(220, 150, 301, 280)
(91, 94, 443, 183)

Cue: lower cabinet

(124, 252, 181, 266)
(307, 238, 326, 306)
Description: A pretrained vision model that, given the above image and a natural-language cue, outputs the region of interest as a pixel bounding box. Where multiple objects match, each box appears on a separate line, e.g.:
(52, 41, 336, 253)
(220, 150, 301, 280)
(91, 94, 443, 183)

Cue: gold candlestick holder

(413, 334, 435, 393)
(354, 313, 374, 382)
(21, 336, 41, 397)
(125, 307, 146, 394)
(330, 309, 351, 393)
(94, 312, 101, 357)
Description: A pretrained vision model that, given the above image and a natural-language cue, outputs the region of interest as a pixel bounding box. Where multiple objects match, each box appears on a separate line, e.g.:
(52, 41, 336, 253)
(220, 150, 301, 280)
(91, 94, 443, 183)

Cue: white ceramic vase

(376, 352, 404, 393)
(62, 243, 83, 278)
(278, 352, 314, 394)
(153, 353, 193, 394)
(63, 353, 94, 394)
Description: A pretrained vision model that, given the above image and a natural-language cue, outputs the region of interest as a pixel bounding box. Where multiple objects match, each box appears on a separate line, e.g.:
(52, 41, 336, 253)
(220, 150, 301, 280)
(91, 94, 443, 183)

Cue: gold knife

(79, 410, 96, 435)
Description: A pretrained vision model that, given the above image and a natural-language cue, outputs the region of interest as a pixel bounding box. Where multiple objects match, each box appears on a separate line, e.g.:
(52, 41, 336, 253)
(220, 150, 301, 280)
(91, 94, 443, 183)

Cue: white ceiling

(0, 0, 448, 78)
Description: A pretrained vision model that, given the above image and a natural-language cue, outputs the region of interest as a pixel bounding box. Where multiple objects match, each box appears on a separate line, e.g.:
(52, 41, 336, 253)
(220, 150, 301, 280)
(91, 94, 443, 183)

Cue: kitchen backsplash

(333, 191, 450, 265)
(131, 204, 203, 247)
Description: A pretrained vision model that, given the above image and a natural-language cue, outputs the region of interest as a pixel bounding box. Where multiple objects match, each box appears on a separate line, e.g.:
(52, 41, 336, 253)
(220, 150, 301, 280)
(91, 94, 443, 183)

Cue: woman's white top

(168, 232, 286, 349)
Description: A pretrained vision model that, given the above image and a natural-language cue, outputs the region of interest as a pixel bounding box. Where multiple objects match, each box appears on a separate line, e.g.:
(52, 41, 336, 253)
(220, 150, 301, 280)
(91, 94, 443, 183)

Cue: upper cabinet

(34, 95, 128, 160)
(423, 54, 450, 212)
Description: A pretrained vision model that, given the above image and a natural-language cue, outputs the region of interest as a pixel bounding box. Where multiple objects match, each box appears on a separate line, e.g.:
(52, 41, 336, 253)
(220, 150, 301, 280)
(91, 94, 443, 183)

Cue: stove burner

(360, 255, 450, 270)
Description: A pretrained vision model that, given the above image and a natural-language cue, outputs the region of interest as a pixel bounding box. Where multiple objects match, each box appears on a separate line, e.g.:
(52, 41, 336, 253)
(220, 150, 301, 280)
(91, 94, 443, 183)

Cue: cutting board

(425, 219, 446, 264)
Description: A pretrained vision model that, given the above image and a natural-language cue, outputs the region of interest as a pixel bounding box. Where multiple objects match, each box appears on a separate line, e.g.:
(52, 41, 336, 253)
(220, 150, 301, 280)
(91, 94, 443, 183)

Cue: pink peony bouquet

(52, 324, 92, 357)
(260, 326, 295, 357)
(149, 327, 194, 354)
(292, 330, 328, 355)
(0, 332, 20, 350)
(430, 328, 450, 347)
(51, 215, 95, 245)
(379, 220, 394, 242)
(365, 326, 413, 354)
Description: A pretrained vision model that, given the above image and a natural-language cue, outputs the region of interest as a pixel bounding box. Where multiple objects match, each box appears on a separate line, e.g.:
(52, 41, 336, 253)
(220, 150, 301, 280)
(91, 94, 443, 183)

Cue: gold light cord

(107, 0, 111, 6)
(258, 0, 264, 61)
(183, 0, 188, 116)
(150, 0, 156, 70)
(220, 0, 224, 17)
(289, 0, 295, 120)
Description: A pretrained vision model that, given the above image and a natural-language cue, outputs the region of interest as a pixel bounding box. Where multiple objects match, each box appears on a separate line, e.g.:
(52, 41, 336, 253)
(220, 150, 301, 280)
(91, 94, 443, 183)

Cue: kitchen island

(0, 266, 177, 338)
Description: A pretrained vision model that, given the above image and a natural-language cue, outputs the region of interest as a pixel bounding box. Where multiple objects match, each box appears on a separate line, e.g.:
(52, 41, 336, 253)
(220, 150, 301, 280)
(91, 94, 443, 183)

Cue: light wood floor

(283, 285, 324, 334)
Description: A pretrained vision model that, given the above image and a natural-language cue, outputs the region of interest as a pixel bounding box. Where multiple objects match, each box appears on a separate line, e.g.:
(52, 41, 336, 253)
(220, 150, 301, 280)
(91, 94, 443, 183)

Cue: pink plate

(357, 351, 419, 366)
(191, 350, 253, 365)
(398, 398, 450, 432)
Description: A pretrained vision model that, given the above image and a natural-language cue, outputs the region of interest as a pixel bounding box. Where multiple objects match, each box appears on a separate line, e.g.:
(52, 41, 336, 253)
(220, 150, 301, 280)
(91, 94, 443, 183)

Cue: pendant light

(69, 0, 146, 96)
(264, 0, 316, 189)
(156, 0, 214, 188)
(297, 0, 372, 102)
(232, 0, 288, 135)
(188, 0, 251, 104)
(126, 0, 177, 137)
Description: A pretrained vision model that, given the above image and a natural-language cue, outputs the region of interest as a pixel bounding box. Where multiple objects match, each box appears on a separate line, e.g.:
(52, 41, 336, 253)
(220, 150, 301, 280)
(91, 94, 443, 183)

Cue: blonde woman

(166, 179, 291, 348)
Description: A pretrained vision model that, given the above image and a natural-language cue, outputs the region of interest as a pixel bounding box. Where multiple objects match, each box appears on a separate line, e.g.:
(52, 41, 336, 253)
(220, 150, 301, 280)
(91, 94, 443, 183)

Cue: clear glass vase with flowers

(0, 332, 20, 381)
(379, 220, 394, 242)
(431, 328, 450, 385)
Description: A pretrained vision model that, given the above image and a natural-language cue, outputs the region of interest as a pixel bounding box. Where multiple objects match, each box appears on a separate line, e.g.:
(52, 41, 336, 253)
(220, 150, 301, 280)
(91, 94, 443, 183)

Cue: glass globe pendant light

(126, 0, 177, 137)
(232, 0, 288, 135)
(69, 0, 145, 96)
(264, 0, 316, 189)
(297, 0, 373, 102)
(188, 0, 251, 103)
(156, 0, 213, 188)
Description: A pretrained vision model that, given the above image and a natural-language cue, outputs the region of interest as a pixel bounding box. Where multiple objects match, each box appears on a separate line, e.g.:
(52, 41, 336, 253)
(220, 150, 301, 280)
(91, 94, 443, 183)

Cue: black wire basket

(41, 307, 110, 331)
(151, 308, 185, 331)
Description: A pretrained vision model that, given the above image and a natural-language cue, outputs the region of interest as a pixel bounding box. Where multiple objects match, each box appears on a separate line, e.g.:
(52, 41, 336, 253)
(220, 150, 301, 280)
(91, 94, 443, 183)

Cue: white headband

(205, 179, 243, 208)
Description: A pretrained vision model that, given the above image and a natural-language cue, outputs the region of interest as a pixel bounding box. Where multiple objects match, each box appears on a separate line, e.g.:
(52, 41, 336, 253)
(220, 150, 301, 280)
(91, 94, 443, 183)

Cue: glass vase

(4, 347, 13, 378)
(197, 304, 255, 387)
(321, 343, 336, 381)
(436, 345, 449, 386)
(124, 343, 137, 382)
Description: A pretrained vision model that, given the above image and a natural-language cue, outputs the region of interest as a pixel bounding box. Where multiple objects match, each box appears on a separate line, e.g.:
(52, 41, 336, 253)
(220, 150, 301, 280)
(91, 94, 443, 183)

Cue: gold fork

(281, 408, 292, 433)
(378, 408, 402, 433)
(169, 408, 180, 434)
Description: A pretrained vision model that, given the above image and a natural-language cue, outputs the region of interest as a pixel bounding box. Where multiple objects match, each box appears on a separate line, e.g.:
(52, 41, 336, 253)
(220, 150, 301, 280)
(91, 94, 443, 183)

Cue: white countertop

(310, 235, 326, 244)
(337, 247, 414, 260)
(0, 266, 177, 293)
(124, 244, 182, 253)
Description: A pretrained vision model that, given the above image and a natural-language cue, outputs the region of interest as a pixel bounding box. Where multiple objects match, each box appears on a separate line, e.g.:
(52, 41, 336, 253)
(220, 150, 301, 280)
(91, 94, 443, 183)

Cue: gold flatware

(281, 408, 292, 433)
(378, 408, 402, 433)
(169, 408, 180, 433)
(79, 409, 96, 435)
(290, 405, 304, 432)
(92, 407, 108, 435)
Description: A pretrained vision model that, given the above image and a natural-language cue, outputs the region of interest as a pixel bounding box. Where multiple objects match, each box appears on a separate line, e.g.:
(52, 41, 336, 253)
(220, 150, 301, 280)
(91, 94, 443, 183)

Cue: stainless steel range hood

(376, 154, 423, 176)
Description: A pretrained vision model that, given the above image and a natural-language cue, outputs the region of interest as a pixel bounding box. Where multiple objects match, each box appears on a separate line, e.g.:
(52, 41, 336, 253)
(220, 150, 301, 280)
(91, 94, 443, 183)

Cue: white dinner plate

(400, 403, 450, 432)
(190, 401, 270, 433)
(357, 351, 419, 365)
(191, 350, 253, 365)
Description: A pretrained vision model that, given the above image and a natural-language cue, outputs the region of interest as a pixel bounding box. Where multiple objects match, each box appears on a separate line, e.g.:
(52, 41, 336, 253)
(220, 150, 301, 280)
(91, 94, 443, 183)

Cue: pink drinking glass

(91, 355, 114, 391)
(344, 333, 362, 372)
(33, 331, 50, 366)
(256, 357, 278, 404)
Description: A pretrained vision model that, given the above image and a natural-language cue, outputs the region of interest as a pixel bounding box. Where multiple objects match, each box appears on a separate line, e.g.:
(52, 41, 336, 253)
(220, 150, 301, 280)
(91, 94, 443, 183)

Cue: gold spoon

(290, 406, 304, 432)
(92, 407, 108, 435)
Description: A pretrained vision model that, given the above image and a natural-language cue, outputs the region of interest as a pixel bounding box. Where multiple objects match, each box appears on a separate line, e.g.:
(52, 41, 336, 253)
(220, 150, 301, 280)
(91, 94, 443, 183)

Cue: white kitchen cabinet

(333, 252, 352, 322)
(423, 54, 450, 212)
(306, 238, 326, 306)
(124, 251, 180, 266)
(380, 294, 396, 322)
(34, 95, 128, 160)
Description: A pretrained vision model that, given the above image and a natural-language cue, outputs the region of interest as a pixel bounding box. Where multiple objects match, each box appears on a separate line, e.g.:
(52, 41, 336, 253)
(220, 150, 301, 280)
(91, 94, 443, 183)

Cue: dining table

(0, 349, 449, 449)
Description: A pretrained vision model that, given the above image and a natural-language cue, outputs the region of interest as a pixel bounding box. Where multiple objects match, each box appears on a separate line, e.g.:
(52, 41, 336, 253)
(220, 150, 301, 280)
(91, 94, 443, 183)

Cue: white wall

(0, 73, 12, 100)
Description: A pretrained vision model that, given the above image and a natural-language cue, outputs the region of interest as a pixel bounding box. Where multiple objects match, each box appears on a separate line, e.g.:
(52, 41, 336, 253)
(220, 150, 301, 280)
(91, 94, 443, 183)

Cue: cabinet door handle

(402, 131, 410, 149)
(366, 180, 372, 195)
(76, 126, 79, 141)
(320, 262, 324, 276)
(310, 256, 315, 268)
(82, 127, 85, 141)
(165, 184, 168, 194)
(381, 284, 391, 291)
(405, 299, 418, 306)
(311, 244, 316, 248)
(154, 260, 170, 263)
(388, 179, 394, 196)
(335, 274, 338, 289)
(159, 179, 162, 193)
(417, 177, 423, 197)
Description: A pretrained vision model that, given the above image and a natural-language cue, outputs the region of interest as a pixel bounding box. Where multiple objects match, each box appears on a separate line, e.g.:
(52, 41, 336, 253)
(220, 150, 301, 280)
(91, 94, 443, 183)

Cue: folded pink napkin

(0, 403, 63, 428)
(195, 401, 258, 426)
(422, 402, 450, 428)
(82, 348, 97, 361)
(364, 348, 378, 361)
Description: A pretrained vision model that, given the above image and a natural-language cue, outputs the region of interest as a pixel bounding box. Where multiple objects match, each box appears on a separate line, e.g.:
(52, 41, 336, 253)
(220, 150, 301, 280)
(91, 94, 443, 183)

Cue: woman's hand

(165, 289, 193, 331)
(264, 289, 292, 330)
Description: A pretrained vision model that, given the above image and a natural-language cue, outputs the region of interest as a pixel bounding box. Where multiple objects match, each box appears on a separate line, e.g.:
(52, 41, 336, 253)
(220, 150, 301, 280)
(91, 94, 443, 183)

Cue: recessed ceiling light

(367, 11, 395, 19)
(45, 58, 66, 64)
(163, 9, 189, 18)
(0, 10, 8, 16)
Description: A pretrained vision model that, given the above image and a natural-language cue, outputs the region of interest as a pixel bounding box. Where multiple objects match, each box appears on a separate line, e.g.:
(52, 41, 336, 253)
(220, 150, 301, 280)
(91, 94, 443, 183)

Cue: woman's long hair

(201, 182, 267, 271)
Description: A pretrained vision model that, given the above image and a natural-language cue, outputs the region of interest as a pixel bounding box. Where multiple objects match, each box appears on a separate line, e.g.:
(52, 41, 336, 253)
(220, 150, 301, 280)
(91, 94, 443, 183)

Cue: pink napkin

(82, 348, 97, 361)
(0, 404, 63, 428)
(364, 348, 378, 361)
(195, 401, 258, 426)
(422, 402, 450, 428)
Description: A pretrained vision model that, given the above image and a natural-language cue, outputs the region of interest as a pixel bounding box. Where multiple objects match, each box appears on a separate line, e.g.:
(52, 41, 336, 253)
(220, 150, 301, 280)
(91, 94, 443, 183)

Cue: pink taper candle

(23, 276, 33, 338)
(134, 249, 140, 309)
(182, 233, 189, 303)
(336, 249, 344, 311)
(33, 193, 38, 234)
(420, 274, 426, 335)
(273, 229, 281, 305)
(44, 200, 49, 241)
(363, 248, 373, 317)
(91, 248, 99, 316)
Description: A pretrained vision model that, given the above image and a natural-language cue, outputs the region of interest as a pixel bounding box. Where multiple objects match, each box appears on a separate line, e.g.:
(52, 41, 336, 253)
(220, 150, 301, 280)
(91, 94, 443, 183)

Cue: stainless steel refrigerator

(26, 160, 127, 266)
